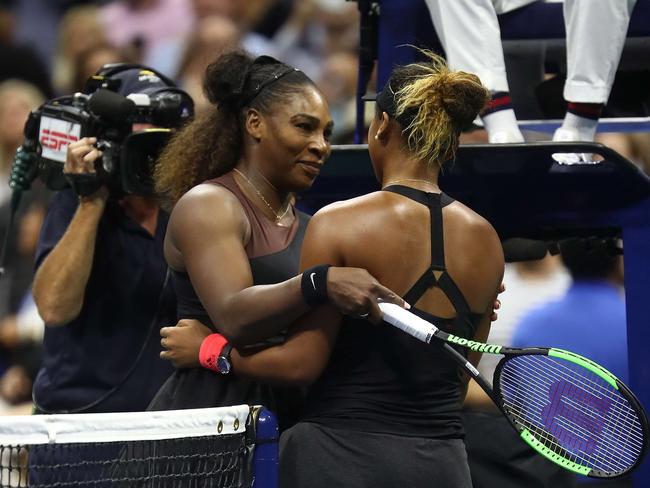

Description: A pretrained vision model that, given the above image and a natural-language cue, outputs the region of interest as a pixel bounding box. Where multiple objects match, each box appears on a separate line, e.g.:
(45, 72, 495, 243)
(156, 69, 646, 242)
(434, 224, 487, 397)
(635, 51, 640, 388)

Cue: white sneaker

(488, 130, 525, 144)
(551, 128, 596, 165)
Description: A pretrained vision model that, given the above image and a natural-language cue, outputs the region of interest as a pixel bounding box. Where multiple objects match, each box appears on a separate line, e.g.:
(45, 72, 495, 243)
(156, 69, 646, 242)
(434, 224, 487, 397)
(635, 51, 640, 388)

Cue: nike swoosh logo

(310, 272, 317, 290)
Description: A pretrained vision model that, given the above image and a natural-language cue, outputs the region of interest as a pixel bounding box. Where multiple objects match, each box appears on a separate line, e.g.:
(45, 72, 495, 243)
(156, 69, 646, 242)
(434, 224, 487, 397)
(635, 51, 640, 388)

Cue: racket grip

(379, 302, 437, 343)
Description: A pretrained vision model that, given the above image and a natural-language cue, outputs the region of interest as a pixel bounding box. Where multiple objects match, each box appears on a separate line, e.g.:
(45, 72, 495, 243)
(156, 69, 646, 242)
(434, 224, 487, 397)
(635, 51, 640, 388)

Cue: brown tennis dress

(148, 171, 309, 430)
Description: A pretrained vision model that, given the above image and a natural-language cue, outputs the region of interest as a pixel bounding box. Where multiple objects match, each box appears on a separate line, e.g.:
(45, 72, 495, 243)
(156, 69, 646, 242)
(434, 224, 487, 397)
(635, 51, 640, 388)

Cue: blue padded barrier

(251, 407, 279, 488)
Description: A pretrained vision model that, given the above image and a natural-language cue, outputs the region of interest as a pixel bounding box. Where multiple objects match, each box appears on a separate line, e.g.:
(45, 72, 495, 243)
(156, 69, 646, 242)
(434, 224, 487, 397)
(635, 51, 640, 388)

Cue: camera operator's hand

(65, 137, 108, 202)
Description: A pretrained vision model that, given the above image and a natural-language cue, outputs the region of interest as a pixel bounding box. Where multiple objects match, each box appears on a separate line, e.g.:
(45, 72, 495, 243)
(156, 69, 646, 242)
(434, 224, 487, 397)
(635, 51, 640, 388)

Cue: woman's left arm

(458, 215, 505, 402)
(160, 307, 340, 386)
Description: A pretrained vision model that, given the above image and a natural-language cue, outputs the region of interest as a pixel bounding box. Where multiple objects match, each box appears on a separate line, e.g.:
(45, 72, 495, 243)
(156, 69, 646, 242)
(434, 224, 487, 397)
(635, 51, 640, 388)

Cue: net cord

(0, 405, 250, 446)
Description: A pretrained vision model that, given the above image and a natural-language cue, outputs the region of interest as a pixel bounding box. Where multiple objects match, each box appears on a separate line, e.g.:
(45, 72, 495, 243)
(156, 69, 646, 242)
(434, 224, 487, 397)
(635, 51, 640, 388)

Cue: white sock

(482, 109, 524, 143)
(554, 112, 599, 142)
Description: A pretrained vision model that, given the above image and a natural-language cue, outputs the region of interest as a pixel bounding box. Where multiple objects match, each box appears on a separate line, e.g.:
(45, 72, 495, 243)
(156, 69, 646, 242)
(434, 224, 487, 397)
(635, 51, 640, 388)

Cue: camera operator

(27, 65, 193, 414)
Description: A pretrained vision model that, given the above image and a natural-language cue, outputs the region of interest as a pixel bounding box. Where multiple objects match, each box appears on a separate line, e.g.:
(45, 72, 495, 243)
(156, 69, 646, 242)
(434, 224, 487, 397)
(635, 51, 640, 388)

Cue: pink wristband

(199, 333, 229, 372)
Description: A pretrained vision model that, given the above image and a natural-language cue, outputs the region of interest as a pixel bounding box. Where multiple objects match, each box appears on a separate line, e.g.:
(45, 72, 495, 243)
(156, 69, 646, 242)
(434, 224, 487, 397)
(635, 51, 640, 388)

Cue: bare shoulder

(445, 200, 500, 244)
(168, 182, 249, 251)
(172, 182, 241, 216)
(171, 182, 245, 228)
(312, 191, 391, 221)
(306, 191, 386, 236)
(444, 200, 504, 306)
(299, 192, 387, 267)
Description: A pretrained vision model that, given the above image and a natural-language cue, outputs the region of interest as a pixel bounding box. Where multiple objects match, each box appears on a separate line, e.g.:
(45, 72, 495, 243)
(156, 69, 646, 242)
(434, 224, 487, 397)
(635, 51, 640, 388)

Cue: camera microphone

(88, 88, 137, 124)
(502, 238, 549, 262)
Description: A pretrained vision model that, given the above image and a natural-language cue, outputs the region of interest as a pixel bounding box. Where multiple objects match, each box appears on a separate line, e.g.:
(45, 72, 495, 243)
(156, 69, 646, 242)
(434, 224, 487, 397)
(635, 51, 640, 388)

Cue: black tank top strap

(384, 185, 445, 269)
(383, 184, 439, 207)
(440, 192, 455, 208)
(437, 272, 471, 316)
(382, 184, 474, 324)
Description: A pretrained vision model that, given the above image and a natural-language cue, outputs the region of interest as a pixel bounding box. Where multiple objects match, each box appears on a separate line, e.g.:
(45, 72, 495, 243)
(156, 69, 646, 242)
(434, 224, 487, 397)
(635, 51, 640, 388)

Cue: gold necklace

(233, 168, 292, 223)
(382, 178, 439, 190)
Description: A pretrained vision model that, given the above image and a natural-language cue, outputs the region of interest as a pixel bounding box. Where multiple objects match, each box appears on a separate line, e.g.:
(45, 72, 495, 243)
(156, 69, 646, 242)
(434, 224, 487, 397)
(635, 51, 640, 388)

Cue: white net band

(0, 405, 250, 445)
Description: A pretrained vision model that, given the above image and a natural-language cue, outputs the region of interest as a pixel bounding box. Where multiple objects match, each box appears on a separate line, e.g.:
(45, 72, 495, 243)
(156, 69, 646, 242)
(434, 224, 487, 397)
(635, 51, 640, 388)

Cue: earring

(374, 134, 379, 140)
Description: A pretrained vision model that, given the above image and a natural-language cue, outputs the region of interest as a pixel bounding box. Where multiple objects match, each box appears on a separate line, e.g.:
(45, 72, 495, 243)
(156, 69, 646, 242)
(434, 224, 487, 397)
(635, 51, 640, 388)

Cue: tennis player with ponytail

(166, 50, 504, 487)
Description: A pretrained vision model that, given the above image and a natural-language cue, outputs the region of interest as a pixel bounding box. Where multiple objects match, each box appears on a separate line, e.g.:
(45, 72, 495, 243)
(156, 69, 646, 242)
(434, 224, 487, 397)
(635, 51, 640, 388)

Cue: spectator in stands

(511, 237, 628, 487)
(0, 3, 52, 98)
(51, 5, 108, 95)
(317, 50, 364, 144)
(0, 79, 47, 328)
(148, 0, 359, 94)
(0, 80, 45, 206)
(10, 0, 96, 77)
(425, 0, 637, 156)
(0, 200, 46, 416)
(512, 238, 627, 381)
(70, 43, 127, 93)
(0, 78, 48, 419)
(172, 15, 242, 114)
(98, 0, 193, 66)
(147, 0, 324, 90)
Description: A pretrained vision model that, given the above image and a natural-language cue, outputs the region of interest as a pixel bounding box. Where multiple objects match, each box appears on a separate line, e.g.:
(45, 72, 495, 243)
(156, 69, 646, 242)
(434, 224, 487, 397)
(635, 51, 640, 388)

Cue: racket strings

(497, 355, 644, 474)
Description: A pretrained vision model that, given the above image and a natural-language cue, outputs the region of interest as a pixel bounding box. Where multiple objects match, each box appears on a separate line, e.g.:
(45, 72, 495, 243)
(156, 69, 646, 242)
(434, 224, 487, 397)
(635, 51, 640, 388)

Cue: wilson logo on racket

(447, 334, 502, 354)
(542, 379, 612, 457)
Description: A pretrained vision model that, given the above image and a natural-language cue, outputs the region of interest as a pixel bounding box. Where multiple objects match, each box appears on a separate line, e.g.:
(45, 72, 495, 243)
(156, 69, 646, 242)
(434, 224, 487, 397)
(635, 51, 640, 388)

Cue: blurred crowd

(0, 0, 648, 417)
(1, 0, 365, 138)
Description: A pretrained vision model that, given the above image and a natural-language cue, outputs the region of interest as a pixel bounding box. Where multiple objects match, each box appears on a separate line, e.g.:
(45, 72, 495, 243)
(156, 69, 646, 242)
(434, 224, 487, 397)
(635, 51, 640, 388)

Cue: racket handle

(379, 302, 437, 343)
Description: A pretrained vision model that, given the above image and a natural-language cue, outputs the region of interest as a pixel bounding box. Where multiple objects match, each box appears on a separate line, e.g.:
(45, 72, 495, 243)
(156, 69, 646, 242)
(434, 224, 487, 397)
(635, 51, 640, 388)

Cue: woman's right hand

(160, 319, 213, 368)
(327, 267, 409, 323)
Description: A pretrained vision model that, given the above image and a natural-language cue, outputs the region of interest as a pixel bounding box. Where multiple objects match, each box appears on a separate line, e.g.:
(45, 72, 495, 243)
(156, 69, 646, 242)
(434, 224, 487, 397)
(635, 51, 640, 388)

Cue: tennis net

(0, 404, 278, 488)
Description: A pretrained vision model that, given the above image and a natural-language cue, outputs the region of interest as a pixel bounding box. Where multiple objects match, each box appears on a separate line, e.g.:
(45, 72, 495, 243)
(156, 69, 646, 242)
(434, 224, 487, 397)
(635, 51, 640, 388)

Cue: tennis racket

(379, 302, 649, 479)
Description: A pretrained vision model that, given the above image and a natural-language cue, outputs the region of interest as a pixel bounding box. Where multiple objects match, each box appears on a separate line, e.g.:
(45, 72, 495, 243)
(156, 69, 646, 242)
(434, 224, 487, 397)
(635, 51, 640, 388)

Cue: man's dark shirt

(32, 189, 175, 413)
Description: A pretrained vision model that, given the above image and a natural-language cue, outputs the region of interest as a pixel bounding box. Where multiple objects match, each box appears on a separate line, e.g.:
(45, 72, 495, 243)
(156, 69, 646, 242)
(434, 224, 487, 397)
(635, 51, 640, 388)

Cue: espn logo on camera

(39, 116, 81, 163)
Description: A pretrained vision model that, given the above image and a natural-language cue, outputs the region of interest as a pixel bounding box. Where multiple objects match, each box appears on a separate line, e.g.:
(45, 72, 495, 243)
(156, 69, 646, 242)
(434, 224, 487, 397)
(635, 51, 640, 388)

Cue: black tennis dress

(148, 172, 309, 430)
(280, 186, 482, 488)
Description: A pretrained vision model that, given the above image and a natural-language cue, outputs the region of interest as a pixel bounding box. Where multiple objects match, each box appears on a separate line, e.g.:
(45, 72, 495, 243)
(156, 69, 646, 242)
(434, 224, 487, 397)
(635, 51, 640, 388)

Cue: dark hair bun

(438, 72, 488, 128)
(203, 51, 254, 106)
